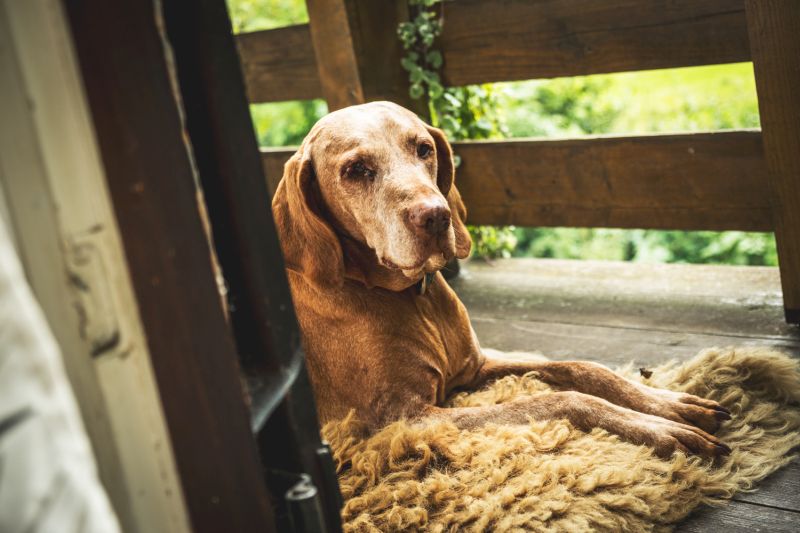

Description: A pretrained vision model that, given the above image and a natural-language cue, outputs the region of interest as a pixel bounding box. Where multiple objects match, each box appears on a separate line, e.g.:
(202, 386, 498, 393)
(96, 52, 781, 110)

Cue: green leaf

(410, 68, 424, 83)
(428, 81, 444, 99)
(426, 50, 443, 68)
(409, 83, 424, 99)
(397, 22, 413, 36)
(443, 92, 462, 108)
(442, 115, 459, 133)
(401, 57, 417, 71)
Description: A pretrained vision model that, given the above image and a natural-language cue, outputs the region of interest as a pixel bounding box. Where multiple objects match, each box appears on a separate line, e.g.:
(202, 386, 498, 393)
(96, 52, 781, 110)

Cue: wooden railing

(238, 1, 752, 104)
(237, 0, 800, 323)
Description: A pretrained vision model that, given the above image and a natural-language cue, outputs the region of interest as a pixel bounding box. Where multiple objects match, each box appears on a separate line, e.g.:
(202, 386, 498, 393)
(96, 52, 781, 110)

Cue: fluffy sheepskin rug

(322, 347, 800, 532)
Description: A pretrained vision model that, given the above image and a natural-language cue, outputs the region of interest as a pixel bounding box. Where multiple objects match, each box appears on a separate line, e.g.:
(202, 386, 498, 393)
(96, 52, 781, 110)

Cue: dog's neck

(336, 231, 429, 293)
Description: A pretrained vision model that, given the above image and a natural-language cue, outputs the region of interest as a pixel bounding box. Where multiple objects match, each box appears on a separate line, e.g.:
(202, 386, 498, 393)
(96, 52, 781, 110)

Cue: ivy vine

(397, 0, 502, 142)
(397, 0, 517, 259)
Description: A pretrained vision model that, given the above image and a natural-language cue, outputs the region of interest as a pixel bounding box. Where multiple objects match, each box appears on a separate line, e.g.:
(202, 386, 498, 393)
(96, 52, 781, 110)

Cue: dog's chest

(292, 274, 484, 413)
(359, 278, 484, 397)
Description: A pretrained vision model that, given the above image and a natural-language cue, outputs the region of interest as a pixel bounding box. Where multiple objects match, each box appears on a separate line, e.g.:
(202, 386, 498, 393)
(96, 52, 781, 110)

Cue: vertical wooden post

(63, 0, 277, 530)
(305, 0, 425, 114)
(304, 0, 364, 110)
(746, 0, 800, 324)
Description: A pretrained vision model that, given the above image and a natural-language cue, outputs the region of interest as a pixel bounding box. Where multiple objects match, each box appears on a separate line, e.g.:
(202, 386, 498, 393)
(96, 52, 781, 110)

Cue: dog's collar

(415, 271, 436, 295)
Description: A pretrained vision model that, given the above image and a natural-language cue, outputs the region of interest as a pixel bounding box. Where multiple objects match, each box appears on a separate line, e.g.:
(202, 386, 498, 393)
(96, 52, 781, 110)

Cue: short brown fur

(272, 102, 731, 458)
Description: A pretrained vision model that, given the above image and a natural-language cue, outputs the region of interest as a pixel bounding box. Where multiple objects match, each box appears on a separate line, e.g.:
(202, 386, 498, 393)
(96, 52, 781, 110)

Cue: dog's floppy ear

(272, 146, 344, 286)
(426, 125, 472, 259)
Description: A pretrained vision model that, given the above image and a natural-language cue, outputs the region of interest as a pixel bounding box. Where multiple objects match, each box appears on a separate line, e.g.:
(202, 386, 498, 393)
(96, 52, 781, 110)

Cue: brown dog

(272, 101, 731, 458)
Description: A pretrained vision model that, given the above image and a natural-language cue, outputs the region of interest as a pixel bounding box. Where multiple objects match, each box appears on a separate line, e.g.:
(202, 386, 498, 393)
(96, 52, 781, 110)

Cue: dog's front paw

(641, 386, 731, 434)
(639, 413, 731, 459)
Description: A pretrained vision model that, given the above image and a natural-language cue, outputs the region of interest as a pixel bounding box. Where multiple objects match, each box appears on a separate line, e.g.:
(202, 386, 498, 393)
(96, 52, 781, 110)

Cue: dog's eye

(346, 161, 376, 181)
(417, 143, 433, 159)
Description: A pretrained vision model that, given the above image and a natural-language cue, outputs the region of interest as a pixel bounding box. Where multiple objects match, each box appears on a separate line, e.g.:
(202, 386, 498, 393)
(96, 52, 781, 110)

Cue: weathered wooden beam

(161, 0, 343, 528)
(262, 131, 770, 231)
(341, 0, 424, 113)
(237, 0, 751, 103)
(305, 0, 364, 110)
(440, 0, 752, 86)
(236, 25, 321, 103)
(64, 0, 276, 530)
(303, 0, 423, 113)
(454, 131, 771, 231)
(746, 0, 800, 323)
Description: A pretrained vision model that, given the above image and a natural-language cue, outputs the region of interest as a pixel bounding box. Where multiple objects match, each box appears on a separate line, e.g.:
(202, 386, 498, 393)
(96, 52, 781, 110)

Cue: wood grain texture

(456, 131, 771, 230)
(342, 0, 425, 114)
(234, 1, 429, 110)
(1, 2, 192, 529)
(262, 131, 771, 231)
(451, 258, 798, 341)
(65, 0, 276, 530)
(677, 500, 800, 532)
(734, 459, 800, 512)
(305, 0, 364, 110)
(236, 0, 752, 101)
(162, 1, 343, 528)
(469, 316, 799, 368)
(746, 0, 800, 323)
(236, 25, 322, 103)
(262, 147, 292, 196)
(440, 0, 751, 86)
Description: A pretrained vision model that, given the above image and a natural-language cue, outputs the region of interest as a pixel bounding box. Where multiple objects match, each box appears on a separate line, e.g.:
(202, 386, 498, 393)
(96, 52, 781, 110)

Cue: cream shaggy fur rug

(322, 347, 800, 532)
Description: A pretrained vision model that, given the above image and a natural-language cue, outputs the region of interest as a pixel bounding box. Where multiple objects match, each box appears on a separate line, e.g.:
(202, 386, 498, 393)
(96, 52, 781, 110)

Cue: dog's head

(272, 101, 471, 289)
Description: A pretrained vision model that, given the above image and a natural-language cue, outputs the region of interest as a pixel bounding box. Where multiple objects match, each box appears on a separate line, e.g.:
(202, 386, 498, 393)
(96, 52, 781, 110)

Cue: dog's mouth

(380, 253, 448, 279)
(379, 256, 427, 272)
(377, 230, 455, 277)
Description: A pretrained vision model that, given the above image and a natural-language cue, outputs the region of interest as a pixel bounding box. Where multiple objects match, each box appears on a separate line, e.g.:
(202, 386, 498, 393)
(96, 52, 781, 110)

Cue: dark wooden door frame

(65, 0, 346, 532)
(159, 0, 343, 530)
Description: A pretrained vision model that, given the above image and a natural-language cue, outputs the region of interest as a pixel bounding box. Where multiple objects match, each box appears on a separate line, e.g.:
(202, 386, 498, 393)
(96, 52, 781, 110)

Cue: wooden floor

(450, 258, 800, 532)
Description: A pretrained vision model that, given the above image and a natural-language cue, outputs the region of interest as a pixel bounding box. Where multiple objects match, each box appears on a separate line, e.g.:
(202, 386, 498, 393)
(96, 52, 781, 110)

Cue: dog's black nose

(408, 203, 451, 236)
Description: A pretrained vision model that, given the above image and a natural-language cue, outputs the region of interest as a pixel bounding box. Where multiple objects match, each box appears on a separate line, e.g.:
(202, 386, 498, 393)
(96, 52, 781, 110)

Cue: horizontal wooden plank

(456, 131, 771, 230)
(264, 130, 771, 231)
(236, 1, 751, 103)
(440, 0, 751, 86)
(677, 500, 800, 532)
(262, 147, 291, 195)
(451, 258, 798, 341)
(236, 25, 321, 103)
(453, 258, 800, 364)
(734, 458, 800, 512)
(469, 315, 799, 368)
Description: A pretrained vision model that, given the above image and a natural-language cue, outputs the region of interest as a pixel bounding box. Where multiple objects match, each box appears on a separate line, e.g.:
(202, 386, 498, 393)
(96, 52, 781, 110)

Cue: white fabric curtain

(0, 215, 120, 532)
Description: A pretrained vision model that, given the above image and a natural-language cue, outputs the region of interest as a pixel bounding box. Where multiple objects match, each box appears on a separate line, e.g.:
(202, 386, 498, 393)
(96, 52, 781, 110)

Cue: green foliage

(496, 64, 760, 139)
(225, 0, 307, 33)
(249, 99, 327, 147)
(497, 78, 620, 137)
(513, 228, 777, 266)
(514, 228, 630, 262)
(470, 226, 519, 260)
(627, 230, 777, 266)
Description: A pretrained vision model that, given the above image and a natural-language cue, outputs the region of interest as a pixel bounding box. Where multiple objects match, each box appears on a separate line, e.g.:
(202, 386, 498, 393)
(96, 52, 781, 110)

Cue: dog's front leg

(421, 391, 729, 459)
(468, 358, 731, 434)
